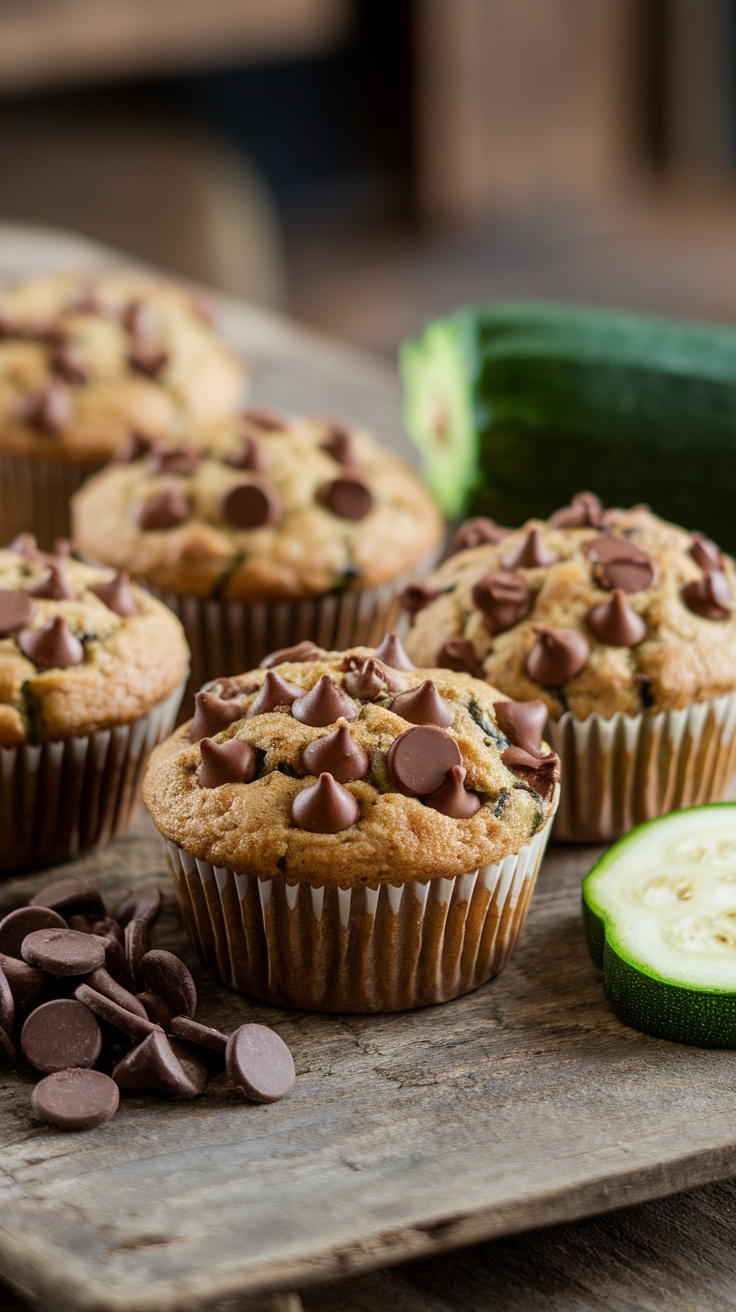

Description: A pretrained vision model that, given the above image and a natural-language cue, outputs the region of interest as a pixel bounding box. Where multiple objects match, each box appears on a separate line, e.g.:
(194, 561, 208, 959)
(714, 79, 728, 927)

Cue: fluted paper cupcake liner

(152, 553, 439, 715)
(0, 452, 105, 551)
(0, 681, 184, 873)
(546, 691, 736, 843)
(165, 803, 556, 1013)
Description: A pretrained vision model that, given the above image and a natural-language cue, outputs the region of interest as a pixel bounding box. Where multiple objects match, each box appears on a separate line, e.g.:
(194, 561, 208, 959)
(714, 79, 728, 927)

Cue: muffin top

(0, 536, 189, 746)
(142, 636, 559, 885)
(0, 270, 245, 460)
(71, 413, 443, 600)
(402, 493, 736, 721)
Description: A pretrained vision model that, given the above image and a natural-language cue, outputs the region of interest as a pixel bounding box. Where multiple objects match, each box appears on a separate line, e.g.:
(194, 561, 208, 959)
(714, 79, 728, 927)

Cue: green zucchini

(582, 804, 736, 1047)
(399, 302, 736, 550)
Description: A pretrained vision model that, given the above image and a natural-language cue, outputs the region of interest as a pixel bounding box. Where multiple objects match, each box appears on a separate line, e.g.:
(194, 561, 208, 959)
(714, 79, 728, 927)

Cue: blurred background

(2, 0, 736, 356)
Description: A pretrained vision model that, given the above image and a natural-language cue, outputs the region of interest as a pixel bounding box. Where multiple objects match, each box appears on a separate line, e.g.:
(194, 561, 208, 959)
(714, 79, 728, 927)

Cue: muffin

(142, 637, 559, 1012)
(0, 270, 246, 547)
(0, 534, 189, 869)
(402, 493, 736, 841)
(72, 412, 443, 703)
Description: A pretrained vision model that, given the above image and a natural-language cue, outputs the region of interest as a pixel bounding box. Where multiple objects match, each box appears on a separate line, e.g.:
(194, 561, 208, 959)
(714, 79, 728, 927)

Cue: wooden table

(1, 225, 736, 1312)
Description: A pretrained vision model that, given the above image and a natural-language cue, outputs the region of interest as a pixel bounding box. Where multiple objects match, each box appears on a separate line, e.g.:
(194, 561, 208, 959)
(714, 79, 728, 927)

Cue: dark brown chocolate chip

(226, 1023, 295, 1103)
(391, 680, 454, 727)
(224, 434, 271, 472)
(586, 589, 647, 646)
(386, 725, 462, 796)
(321, 424, 358, 467)
(50, 339, 89, 385)
(472, 571, 530, 634)
(100, 936, 131, 988)
(291, 773, 360, 832)
(0, 964, 14, 1035)
(0, 1026, 17, 1064)
(502, 528, 557, 570)
(147, 445, 200, 476)
(22, 381, 72, 433)
(222, 480, 281, 529)
(27, 562, 75, 601)
(259, 641, 322, 668)
(190, 689, 245, 742)
(373, 631, 415, 671)
(502, 745, 560, 800)
(301, 724, 369, 783)
(140, 950, 197, 1020)
(198, 737, 257, 788)
(437, 637, 486, 679)
(137, 992, 174, 1027)
(585, 535, 657, 593)
(682, 570, 733, 620)
(0, 906, 67, 959)
(124, 919, 151, 990)
(318, 476, 374, 521)
(0, 952, 47, 1014)
(493, 700, 548, 752)
(292, 675, 358, 727)
(400, 581, 447, 617)
(30, 878, 106, 920)
(112, 1031, 205, 1098)
(548, 491, 603, 529)
(32, 1068, 119, 1129)
(88, 571, 139, 618)
(242, 407, 288, 432)
(22, 928, 106, 976)
(21, 998, 102, 1073)
(0, 589, 36, 636)
(134, 487, 189, 530)
(691, 532, 723, 571)
(424, 765, 481, 818)
(526, 626, 590, 687)
(73, 982, 159, 1041)
(85, 968, 149, 1021)
(116, 887, 161, 930)
(18, 616, 84, 670)
(168, 1015, 228, 1056)
(342, 655, 406, 698)
(452, 517, 510, 551)
(247, 671, 303, 717)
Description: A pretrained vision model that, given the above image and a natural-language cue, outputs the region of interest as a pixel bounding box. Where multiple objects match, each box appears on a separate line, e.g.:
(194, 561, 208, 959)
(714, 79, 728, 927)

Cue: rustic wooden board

(1, 814, 736, 1312)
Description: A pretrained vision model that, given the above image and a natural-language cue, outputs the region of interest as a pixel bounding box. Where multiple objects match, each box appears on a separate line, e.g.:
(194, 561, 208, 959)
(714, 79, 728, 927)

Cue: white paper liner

(0, 451, 104, 551)
(546, 691, 736, 843)
(165, 805, 556, 1013)
(0, 681, 183, 872)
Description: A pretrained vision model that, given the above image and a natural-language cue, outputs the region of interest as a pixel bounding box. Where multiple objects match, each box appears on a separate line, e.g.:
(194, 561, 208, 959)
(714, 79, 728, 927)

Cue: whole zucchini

(400, 302, 736, 550)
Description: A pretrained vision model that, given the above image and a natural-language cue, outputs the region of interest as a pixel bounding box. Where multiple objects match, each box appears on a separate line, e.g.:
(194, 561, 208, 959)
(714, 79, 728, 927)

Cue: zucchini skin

(602, 940, 736, 1049)
(402, 302, 736, 549)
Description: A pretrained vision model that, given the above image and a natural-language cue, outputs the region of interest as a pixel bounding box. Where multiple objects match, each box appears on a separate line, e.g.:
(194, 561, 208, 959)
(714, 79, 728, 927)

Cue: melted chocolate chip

(526, 626, 590, 687)
(501, 745, 560, 800)
(134, 487, 189, 530)
(0, 589, 36, 636)
(548, 491, 603, 529)
(492, 699, 547, 752)
(198, 737, 257, 788)
(452, 517, 510, 552)
(301, 723, 369, 783)
(260, 641, 323, 668)
(291, 772, 359, 832)
(391, 680, 454, 727)
(247, 671, 303, 717)
(189, 690, 245, 742)
(89, 571, 139, 618)
(472, 570, 530, 634)
(373, 631, 415, 671)
(437, 637, 486, 679)
(292, 675, 358, 727)
(502, 528, 557, 570)
(222, 480, 281, 530)
(682, 570, 733, 620)
(386, 725, 462, 796)
(318, 477, 374, 521)
(18, 617, 84, 670)
(586, 589, 646, 646)
(424, 765, 481, 818)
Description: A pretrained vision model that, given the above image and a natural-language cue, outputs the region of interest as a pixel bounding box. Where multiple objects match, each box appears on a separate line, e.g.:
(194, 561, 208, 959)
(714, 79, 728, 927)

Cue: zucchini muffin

(0, 269, 245, 546)
(0, 534, 188, 869)
(143, 637, 559, 1011)
(402, 494, 736, 840)
(72, 412, 443, 701)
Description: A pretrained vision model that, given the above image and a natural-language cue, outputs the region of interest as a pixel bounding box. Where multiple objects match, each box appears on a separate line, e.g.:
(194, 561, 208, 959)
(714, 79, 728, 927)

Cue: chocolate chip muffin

(143, 634, 559, 1011)
(0, 533, 189, 869)
(72, 411, 443, 703)
(402, 493, 736, 840)
(0, 269, 246, 547)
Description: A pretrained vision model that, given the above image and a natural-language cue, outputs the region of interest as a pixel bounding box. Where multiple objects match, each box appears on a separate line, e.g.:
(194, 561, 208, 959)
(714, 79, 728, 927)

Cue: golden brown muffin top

(0, 270, 245, 460)
(142, 638, 559, 886)
(402, 494, 736, 721)
(71, 413, 443, 600)
(0, 537, 189, 745)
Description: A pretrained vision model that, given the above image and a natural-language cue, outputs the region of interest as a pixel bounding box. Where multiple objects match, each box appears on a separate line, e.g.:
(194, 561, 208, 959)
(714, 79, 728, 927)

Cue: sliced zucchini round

(582, 803, 736, 1047)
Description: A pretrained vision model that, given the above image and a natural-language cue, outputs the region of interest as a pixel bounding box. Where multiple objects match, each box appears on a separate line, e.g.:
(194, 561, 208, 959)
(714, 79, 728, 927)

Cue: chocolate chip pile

(0, 876, 295, 1130)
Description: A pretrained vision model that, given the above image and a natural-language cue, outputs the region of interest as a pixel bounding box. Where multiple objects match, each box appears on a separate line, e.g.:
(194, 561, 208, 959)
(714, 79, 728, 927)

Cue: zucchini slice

(583, 803, 736, 1047)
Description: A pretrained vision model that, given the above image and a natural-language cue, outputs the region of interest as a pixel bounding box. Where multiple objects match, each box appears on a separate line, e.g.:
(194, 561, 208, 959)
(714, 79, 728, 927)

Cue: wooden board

(2, 814, 736, 1312)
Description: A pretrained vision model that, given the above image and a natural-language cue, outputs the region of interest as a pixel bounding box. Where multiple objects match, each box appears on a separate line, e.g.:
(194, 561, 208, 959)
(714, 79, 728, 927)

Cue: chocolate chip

(424, 765, 481, 818)
(548, 491, 603, 528)
(137, 992, 173, 1027)
(391, 680, 454, 727)
(22, 381, 72, 433)
(386, 725, 462, 796)
(585, 536, 657, 593)
(0, 906, 67, 959)
(0, 952, 46, 1015)
(586, 589, 647, 646)
(134, 487, 189, 530)
(0, 589, 36, 636)
(291, 773, 360, 832)
(22, 928, 106, 976)
(124, 919, 151, 990)
(502, 528, 557, 570)
(140, 950, 197, 1020)
(401, 581, 447, 617)
(318, 477, 374, 521)
(0, 965, 14, 1035)
(452, 518, 510, 551)
(682, 570, 733, 620)
(502, 745, 560, 800)
(0, 1026, 17, 1064)
(222, 481, 280, 530)
(85, 968, 149, 1021)
(292, 675, 358, 727)
(89, 571, 139, 618)
(190, 690, 245, 742)
(168, 1015, 228, 1056)
(493, 700, 547, 752)
(321, 424, 358, 467)
(247, 672, 303, 717)
(526, 626, 590, 687)
(21, 998, 102, 1073)
(147, 445, 200, 476)
(50, 340, 89, 385)
(301, 724, 369, 783)
(124, 300, 158, 342)
(226, 1023, 295, 1103)
(472, 571, 530, 634)
(260, 641, 323, 668)
(28, 563, 75, 601)
(437, 637, 486, 679)
(241, 407, 288, 432)
(32, 1068, 119, 1130)
(224, 434, 271, 472)
(19, 617, 84, 670)
(691, 532, 723, 571)
(30, 878, 106, 919)
(117, 431, 155, 463)
(198, 737, 257, 788)
(342, 656, 406, 699)
(112, 1031, 205, 1098)
(73, 982, 159, 1041)
(129, 346, 169, 378)
(373, 631, 415, 671)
